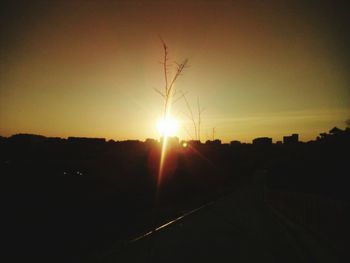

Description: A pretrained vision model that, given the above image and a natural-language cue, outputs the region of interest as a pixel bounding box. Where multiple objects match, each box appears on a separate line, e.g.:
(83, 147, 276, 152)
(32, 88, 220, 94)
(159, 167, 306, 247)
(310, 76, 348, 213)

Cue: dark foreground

(97, 170, 338, 263)
(1, 129, 349, 262)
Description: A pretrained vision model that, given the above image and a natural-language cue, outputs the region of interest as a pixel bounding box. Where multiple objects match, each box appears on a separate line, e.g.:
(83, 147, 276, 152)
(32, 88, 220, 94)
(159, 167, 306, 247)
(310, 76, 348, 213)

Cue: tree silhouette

(154, 39, 188, 121)
(181, 91, 197, 140)
(197, 97, 204, 142)
(181, 92, 204, 141)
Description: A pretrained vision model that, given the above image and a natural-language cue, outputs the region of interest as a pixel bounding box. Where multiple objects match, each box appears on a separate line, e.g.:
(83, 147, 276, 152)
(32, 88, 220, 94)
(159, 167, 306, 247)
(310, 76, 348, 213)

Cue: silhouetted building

(283, 134, 299, 144)
(144, 138, 158, 145)
(252, 137, 272, 146)
(159, 137, 179, 147)
(230, 140, 241, 146)
(188, 140, 201, 147)
(67, 137, 106, 144)
(120, 140, 141, 145)
(167, 136, 179, 147)
(205, 139, 221, 146)
(10, 134, 46, 144)
(47, 137, 64, 144)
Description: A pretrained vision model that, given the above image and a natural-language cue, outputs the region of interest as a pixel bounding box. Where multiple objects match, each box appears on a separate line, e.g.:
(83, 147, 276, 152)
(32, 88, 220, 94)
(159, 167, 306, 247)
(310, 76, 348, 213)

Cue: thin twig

(153, 88, 165, 98)
(181, 91, 197, 140)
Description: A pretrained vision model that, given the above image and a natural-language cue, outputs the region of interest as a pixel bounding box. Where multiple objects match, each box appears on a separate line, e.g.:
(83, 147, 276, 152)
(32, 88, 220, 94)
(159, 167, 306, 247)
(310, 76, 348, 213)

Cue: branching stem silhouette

(148, 39, 188, 262)
(154, 38, 188, 120)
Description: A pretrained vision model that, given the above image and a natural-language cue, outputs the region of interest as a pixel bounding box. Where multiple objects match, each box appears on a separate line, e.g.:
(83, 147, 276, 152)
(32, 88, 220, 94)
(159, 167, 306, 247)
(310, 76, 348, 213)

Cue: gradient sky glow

(1, 0, 349, 142)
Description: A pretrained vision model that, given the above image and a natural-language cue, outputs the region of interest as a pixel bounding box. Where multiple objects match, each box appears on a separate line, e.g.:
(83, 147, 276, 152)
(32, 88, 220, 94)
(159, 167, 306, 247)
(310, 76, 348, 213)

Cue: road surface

(93, 170, 327, 263)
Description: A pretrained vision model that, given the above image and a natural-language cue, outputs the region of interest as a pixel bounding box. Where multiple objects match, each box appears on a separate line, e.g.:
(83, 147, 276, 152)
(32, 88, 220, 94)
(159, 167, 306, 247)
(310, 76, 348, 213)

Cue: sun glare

(157, 117, 179, 137)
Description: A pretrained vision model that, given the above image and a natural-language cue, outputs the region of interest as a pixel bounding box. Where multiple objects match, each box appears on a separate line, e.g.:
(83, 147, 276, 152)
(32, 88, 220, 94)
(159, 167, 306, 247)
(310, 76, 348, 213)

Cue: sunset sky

(1, 0, 349, 142)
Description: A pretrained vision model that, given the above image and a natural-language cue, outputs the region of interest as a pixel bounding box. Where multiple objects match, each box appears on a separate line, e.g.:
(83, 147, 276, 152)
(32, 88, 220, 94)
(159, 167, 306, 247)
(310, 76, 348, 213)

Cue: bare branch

(156, 38, 189, 120)
(167, 59, 188, 98)
(172, 90, 187, 105)
(160, 37, 169, 97)
(181, 91, 197, 140)
(153, 88, 165, 98)
(197, 97, 201, 142)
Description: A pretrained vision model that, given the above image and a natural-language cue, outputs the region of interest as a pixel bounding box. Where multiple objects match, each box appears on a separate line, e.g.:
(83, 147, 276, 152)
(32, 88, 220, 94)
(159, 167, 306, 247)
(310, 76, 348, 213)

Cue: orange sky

(1, 0, 349, 142)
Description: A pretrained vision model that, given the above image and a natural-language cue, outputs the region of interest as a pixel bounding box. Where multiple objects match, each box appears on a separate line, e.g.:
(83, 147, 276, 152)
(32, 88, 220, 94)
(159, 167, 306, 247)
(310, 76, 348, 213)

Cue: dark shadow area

(1, 127, 349, 262)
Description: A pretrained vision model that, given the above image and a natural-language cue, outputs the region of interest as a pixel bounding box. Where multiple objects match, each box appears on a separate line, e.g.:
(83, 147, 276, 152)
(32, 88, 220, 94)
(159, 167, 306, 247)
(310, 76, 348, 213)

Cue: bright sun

(157, 117, 179, 137)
